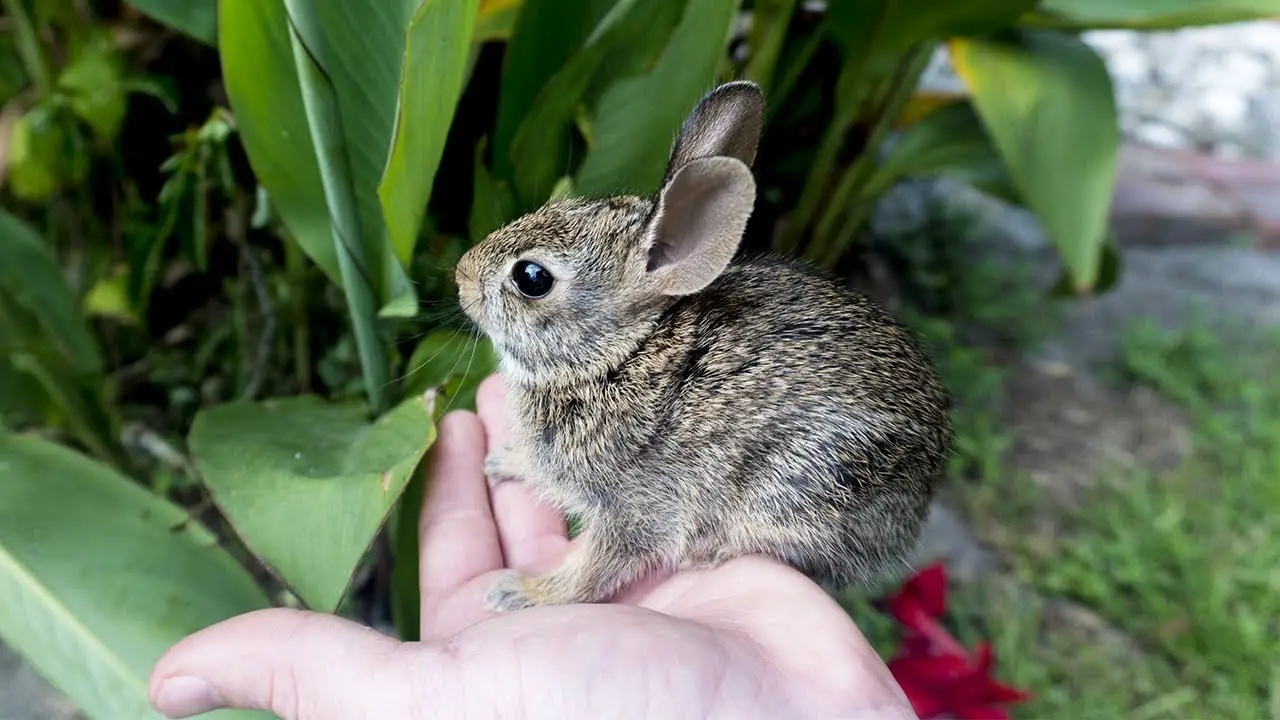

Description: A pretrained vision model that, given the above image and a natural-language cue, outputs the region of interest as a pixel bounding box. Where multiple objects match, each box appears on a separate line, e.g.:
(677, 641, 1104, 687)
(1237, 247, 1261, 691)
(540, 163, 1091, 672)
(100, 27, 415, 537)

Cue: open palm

(148, 375, 914, 719)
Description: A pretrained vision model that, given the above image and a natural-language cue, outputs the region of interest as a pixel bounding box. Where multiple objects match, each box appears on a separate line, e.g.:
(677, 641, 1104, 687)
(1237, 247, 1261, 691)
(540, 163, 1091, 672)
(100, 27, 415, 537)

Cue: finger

(149, 609, 428, 720)
(419, 410, 503, 599)
(475, 373, 569, 572)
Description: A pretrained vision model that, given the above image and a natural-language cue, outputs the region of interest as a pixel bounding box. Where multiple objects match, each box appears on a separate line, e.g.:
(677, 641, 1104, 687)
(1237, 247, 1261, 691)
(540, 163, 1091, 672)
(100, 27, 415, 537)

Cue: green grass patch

(954, 320, 1280, 718)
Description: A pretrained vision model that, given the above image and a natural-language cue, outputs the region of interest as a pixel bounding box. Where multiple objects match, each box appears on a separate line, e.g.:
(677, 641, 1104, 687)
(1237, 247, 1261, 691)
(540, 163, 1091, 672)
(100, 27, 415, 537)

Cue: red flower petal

(899, 632, 934, 658)
(902, 563, 949, 617)
(890, 677, 948, 718)
(889, 654, 971, 686)
(983, 680, 1033, 705)
(952, 705, 1012, 720)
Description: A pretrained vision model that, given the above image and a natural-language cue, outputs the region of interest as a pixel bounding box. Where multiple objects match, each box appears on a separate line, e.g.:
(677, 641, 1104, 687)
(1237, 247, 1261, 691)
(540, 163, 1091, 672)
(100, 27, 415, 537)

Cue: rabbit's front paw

(485, 570, 537, 612)
(484, 445, 524, 488)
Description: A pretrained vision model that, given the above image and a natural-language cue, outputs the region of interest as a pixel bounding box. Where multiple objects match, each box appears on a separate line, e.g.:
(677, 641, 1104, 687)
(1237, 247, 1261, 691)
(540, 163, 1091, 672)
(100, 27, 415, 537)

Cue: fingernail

(154, 676, 225, 717)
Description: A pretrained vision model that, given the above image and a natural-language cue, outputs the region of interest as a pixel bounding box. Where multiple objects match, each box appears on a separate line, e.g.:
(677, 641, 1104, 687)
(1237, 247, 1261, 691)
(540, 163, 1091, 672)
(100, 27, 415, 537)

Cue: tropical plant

(1, 0, 1276, 717)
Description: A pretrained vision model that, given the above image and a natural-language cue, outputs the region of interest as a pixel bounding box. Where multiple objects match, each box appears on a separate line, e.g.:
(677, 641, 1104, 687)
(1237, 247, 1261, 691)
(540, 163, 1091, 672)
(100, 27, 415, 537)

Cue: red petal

(983, 680, 1033, 704)
(889, 654, 971, 685)
(953, 705, 1012, 720)
(909, 614, 971, 660)
(899, 632, 933, 658)
(891, 678, 949, 719)
(973, 642, 994, 674)
(889, 596, 935, 636)
(903, 563, 950, 616)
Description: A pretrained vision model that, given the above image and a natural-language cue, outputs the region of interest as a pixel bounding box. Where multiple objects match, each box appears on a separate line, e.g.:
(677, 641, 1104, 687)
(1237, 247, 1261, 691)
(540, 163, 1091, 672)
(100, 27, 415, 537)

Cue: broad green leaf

(378, 0, 477, 268)
(898, 89, 968, 128)
(126, 0, 217, 44)
(0, 210, 101, 375)
(867, 100, 1018, 202)
(83, 267, 141, 325)
(402, 330, 497, 409)
(492, 0, 620, 180)
(474, 0, 522, 41)
(281, 0, 419, 315)
(951, 29, 1119, 292)
(283, 2, 395, 409)
(6, 106, 87, 203)
(470, 140, 517, 241)
(57, 30, 127, 145)
(827, 0, 1037, 78)
(0, 433, 271, 720)
(573, 0, 741, 198)
(505, 0, 684, 207)
(1024, 0, 1280, 29)
(217, 0, 416, 316)
(188, 393, 437, 611)
(0, 357, 45, 418)
(218, 0, 341, 290)
(1050, 237, 1122, 297)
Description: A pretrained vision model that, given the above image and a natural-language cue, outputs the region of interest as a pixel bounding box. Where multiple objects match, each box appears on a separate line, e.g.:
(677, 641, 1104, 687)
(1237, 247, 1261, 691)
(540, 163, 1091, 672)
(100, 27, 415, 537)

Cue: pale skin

(147, 374, 917, 720)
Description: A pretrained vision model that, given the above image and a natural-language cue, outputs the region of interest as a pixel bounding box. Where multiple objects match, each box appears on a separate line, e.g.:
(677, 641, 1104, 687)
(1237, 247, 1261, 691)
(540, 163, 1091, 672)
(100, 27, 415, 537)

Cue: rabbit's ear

(643, 156, 755, 296)
(662, 81, 764, 186)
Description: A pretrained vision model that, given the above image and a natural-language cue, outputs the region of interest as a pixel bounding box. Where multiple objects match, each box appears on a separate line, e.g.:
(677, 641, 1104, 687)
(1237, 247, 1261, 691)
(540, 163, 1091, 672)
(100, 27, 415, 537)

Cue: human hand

(148, 374, 916, 719)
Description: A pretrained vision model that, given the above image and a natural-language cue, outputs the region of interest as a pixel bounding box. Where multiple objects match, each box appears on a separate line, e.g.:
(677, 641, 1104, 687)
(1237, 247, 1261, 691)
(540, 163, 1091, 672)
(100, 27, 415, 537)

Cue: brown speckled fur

(455, 82, 953, 612)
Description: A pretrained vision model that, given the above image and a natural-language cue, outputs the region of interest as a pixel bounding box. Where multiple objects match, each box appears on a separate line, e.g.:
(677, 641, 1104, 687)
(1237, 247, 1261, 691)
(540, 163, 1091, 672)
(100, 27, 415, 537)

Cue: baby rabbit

(454, 80, 953, 613)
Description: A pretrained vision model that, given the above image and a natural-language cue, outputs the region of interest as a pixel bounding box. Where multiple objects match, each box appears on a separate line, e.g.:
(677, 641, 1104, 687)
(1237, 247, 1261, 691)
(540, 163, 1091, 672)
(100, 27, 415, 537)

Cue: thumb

(149, 608, 442, 719)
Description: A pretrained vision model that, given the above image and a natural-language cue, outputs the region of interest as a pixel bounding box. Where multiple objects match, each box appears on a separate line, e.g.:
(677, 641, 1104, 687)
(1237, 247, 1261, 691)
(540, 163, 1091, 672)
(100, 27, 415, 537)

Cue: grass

(866, 195, 1280, 718)
(946, 320, 1280, 719)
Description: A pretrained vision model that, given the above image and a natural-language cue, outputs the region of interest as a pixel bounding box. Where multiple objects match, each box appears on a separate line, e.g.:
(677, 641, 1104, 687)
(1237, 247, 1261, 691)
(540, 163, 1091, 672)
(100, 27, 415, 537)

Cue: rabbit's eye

(511, 260, 554, 298)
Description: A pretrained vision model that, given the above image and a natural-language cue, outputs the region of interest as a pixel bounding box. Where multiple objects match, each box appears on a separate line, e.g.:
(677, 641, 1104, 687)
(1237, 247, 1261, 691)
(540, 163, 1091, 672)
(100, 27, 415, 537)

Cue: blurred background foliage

(1, 0, 1276, 717)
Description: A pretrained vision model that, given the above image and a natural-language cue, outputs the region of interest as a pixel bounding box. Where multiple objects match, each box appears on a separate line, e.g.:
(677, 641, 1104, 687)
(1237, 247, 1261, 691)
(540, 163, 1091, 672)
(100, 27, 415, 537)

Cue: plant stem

(805, 46, 932, 267)
(2, 0, 52, 95)
(284, 15, 390, 414)
(284, 237, 312, 393)
(774, 59, 871, 255)
(768, 18, 823, 119)
(743, 0, 798, 96)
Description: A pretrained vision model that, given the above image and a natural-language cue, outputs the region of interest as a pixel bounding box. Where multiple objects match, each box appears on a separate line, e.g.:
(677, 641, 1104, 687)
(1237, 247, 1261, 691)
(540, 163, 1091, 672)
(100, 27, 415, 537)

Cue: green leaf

(1024, 0, 1280, 29)
(0, 210, 102, 375)
(827, 0, 1037, 77)
(469, 140, 518, 241)
(402, 330, 497, 409)
(282, 1, 396, 410)
(0, 356, 45, 419)
(1050, 235, 1123, 297)
(378, 0, 477, 268)
(126, 0, 218, 44)
(188, 393, 438, 611)
(474, 0, 522, 41)
(491, 0, 620, 181)
(0, 433, 271, 720)
(951, 29, 1119, 292)
(742, 0, 797, 94)
(504, 0, 685, 207)
(866, 99, 1018, 202)
(57, 30, 127, 145)
(5, 106, 86, 203)
(218, 0, 341, 290)
(573, 0, 742, 198)
(217, 0, 417, 316)
(83, 267, 141, 325)
(281, 0, 420, 314)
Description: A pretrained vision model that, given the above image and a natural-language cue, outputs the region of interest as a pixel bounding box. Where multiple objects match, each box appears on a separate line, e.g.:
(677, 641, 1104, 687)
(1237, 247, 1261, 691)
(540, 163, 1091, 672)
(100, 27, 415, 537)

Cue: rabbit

(454, 80, 953, 613)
